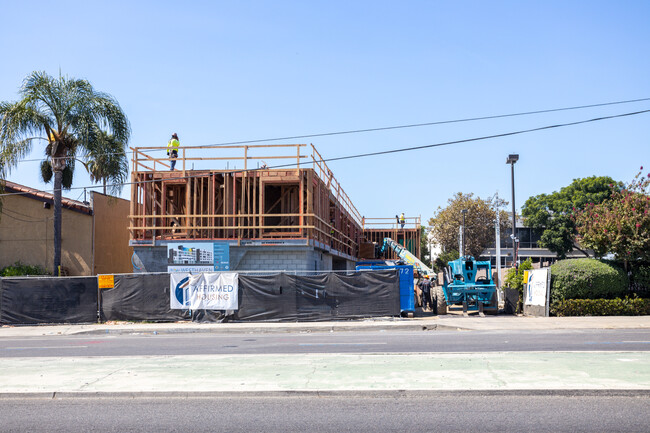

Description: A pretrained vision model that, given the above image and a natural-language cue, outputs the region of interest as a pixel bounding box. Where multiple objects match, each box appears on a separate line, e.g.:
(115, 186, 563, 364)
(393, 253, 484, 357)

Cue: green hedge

(629, 263, 650, 296)
(0, 262, 50, 277)
(550, 258, 628, 302)
(551, 297, 650, 316)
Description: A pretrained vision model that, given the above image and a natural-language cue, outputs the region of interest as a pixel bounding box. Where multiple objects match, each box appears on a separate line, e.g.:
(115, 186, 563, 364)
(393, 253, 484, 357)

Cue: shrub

(0, 262, 49, 277)
(629, 263, 650, 296)
(503, 258, 533, 296)
(551, 296, 650, 316)
(550, 258, 627, 302)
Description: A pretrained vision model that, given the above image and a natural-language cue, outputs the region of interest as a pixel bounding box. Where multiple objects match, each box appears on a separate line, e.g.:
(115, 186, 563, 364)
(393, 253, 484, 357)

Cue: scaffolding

(361, 216, 422, 260)
(129, 143, 363, 258)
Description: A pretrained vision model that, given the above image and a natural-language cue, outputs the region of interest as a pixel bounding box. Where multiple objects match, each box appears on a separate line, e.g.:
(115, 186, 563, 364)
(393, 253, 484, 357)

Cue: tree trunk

(573, 244, 591, 257)
(103, 179, 107, 195)
(52, 166, 63, 276)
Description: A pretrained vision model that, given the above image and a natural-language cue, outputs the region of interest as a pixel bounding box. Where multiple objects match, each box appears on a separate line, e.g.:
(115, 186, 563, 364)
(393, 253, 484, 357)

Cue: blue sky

(1, 0, 649, 222)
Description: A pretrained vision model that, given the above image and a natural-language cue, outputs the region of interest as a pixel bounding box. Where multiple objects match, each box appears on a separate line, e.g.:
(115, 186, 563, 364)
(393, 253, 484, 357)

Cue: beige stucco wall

(0, 194, 93, 275)
(91, 192, 132, 274)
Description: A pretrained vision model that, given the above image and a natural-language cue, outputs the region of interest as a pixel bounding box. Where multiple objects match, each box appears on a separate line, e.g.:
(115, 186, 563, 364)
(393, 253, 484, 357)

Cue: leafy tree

(575, 169, 650, 268)
(434, 249, 459, 273)
(0, 71, 130, 275)
(522, 176, 621, 259)
(419, 226, 432, 268)
(429, 192, 509, 259)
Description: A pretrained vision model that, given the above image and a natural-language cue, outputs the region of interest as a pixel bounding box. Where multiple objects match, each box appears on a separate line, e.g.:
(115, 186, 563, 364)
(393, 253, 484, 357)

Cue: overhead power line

(1, 108, 649, 199)
(195, 97, 650, 148)
(308, 108, 650, 164)
(6, 97, 650, 164)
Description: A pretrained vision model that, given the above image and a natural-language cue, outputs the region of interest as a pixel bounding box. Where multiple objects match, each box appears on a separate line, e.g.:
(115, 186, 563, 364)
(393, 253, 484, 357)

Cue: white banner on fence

(524, 268, 550, 307)
(167, 265, 214, 273)
(170, 272, 238, 310)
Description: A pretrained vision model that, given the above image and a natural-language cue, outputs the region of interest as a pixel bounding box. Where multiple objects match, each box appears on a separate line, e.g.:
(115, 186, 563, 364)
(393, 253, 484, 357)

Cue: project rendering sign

(170, 272, 239, 310)
(167, 242, 215, 273)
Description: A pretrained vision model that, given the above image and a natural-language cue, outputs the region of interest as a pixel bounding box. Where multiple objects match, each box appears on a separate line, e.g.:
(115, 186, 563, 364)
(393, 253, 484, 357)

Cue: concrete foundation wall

(132, 244, 353, 273)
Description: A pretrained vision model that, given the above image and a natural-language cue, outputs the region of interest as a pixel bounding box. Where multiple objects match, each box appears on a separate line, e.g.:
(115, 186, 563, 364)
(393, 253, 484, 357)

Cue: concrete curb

(71, 322, 465, 335)
(1, 389, 649, 399)
(2, 315, 649, 337)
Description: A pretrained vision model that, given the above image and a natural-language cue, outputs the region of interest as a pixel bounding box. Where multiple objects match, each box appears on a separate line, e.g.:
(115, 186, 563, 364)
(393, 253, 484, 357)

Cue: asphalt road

(1, 329, 650, 357)
(1, 394, 649, 433)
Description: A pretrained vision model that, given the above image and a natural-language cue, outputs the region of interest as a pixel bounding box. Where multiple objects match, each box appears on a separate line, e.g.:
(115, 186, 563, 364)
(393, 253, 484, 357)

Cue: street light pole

(495, 191, 501, 288)
(461, 209, 468, 257)
(506, 154, 519, 269)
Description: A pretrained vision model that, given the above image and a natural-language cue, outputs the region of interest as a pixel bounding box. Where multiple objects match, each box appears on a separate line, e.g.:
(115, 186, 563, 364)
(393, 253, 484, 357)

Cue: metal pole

(463, 212, 465, 257)
(510, 162, 517, 269)
(461, 209, 468, 257)
(495, 193, 501, 288)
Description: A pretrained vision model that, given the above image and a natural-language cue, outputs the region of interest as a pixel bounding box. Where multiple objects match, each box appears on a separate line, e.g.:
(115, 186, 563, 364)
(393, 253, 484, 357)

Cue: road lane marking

(585, 341, 650, 345)
(299, 342, 388, 346)
(4, 346, 88, 350)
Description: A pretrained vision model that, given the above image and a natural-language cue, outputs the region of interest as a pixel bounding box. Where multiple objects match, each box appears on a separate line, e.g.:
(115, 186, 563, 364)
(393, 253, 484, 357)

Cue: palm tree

(39, 127, 129, 196)
(84, 128, 129, 196)
(0, 71, 130, 275)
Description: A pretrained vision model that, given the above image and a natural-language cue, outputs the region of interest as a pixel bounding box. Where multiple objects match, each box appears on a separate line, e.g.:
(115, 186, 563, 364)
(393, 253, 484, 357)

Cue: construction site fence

(0, 270, 400, 325)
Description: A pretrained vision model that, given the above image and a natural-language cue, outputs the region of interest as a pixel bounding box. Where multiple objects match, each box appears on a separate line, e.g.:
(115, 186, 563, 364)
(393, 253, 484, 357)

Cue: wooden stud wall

(129, 144, 362, 257)
(362, 228, 421, 260)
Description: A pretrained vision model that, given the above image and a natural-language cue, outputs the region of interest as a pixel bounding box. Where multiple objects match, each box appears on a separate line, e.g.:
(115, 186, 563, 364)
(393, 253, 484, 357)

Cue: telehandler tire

(484, 291, 499, 315)
(434, 286, 447, 315)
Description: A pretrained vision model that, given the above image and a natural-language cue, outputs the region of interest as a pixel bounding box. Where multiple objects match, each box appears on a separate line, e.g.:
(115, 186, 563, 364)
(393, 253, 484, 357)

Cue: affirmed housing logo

(170, 272, 239, 310)
(174, 276, 191, 307)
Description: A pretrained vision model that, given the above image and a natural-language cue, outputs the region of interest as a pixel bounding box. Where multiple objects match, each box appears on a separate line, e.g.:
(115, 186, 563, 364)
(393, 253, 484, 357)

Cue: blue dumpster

(356, 261, 415, 316)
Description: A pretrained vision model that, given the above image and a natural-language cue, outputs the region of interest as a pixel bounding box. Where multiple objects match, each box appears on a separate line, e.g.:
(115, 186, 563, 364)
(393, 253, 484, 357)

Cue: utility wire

(1, 108, 649, 198)
(306, 108, 650, 164)
(0, 208, 48, 223)
(6, 97, 650, 164)
(194, 97, 650, 148)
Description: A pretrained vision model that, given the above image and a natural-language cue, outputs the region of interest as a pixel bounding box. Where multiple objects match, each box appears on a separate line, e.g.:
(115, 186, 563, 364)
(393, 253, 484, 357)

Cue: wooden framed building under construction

(128, 143, 365, 272)
(360, 217, 422, 261)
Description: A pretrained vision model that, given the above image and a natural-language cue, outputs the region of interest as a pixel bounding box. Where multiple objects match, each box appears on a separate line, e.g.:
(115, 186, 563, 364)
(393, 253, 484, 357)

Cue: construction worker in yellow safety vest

(167, 133, 180, 171)
(399, 212, 406, 229)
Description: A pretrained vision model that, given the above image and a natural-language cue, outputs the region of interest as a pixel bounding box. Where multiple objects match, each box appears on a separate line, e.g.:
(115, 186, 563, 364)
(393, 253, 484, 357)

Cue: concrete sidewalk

(1, 315, 649, 337)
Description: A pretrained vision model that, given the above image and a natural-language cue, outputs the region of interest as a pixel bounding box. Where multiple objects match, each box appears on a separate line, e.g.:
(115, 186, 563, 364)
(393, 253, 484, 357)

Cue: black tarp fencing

(101, 270, 400, 322)
(234, 271, 400, 321)
(0, 276, 98, 324)
(0, 270, 400, 324)
(100, 273, 190, 322)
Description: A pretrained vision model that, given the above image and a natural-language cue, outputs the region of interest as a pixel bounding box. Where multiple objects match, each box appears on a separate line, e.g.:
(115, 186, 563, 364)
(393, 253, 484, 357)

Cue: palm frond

(40, 159, 53, 183)
(82, 127, 129, 195)
(2, 70, 130, 193)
